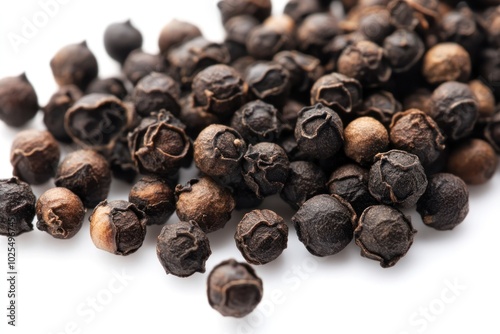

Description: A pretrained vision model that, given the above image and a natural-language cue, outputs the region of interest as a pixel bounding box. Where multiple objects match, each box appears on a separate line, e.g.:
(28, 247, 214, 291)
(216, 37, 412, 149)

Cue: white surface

(1, 1, 500, 334)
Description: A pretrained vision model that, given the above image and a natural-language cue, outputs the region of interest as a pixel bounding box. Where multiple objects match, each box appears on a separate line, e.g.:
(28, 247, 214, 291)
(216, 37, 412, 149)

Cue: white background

(1, 1, 500, 333)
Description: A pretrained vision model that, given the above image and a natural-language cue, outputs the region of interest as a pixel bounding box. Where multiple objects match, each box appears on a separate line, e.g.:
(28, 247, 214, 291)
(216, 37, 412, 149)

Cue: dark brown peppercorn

(383, 29, 424, 73)
(43, 85, 82, 143)
(235, 209, 288, 265)
(292, 194, 356, 257)
(129, 176, 176, 226)
(484, 112, 500, 153)
(246, 19, 295, 60)
(158, 20, 202, 55)
(207, 259, 263, 318)
(388, 0, 419, 30)
(294, 103, 344, 159)
(429, 81, 478, 141)
(280, 161, 327, 210)
(358, 90, 401, 126)
(296, 13, 340, 60)
(273, 50, 323, 95)
(86, 77, 128, 100)
(131, 72, 181, 117)
(439, 7, 483, 56)
(36, 188, 85, 239)
(50, 41, 98, 90)
(54, 149, 112, 208)
(89, 200, 147, 255)
(310, 73, 363, 114)
(242, 142, 290, 198)
(179, 95, 220, 139)
(175, 177, 235, 233)
(0, 73, 39, 127)
(344, 117, 389, 166)
(422, 43, 471, 85)
(232, 180, 264, 210)
(218, 0, 272, 23)
(104, 20, 143, 64)
(328, 164, 378, 216)
(10, 130, 60, 185)
(284, 0, 325, 23)
(369, 150, 428, 208)
(230, 100, 282, 144)
(403, 88, 432, 114)
(446, 139, 498, 185)
(156, 220, 211, 277)
(245, 61, 290, 107)
(469, 80, 496, 118)
(323, 32, 366, 71)
(355, 205, 416, 268)
(417, 173, 469, 231)
(122, 50, 165, 86)
(0, 177, 36, 236)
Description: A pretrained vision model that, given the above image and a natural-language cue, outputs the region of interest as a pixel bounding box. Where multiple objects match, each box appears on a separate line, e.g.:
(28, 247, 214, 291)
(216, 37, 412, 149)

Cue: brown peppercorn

(10, 130, 60, 185)
(36, 188, 85, 239)
(246, 20, 295, 60)
(439, 6, 483, 56)
(469, 80, 496, 118)
(225, 15, 259, 45)
(0, 73, 39, 127)
(281, 99, 305, 126)
(422, 43, 471, 85)
(129, 176, 176, 226)
(358, 90, 401, 126)
(284, 0, 325, 24)
(245, 61, 290, 107)
(383, 29, 425, 73)
(344, 117, 389, 166)
(156, 220, 211, 277)
(179, 95, 220, 139)
(403, 88, 432, 114)
(218, 0, 272, 23)
(235, 209, 288, 265)
(323, 32, 367, 71)
(54, 149, 111, 208)
(0, 177, 36, 236)
(158, 20, 202, 55)
(310, 73, 363, 114)
(89, 200, 147, 255)
(273, 50, 323, 96)
(446, 138, 498, 185)
(86, 77, 128, 100)
(175, 177, 235, 233)
(131, 72, 181, 117)
(359, 8, 393, 44)
(388, 0, 420, 30)
(390, 109, 445, 169)
(417, 173, 469, 231)
(280, 161, 327, 210)
(123, 50, 165, 86)
(50, 41, 98, 90)
(484, 112, 500, 153)
(104, 20, 143, 64)
(230, 100, 282, 144)
(355, 205, 416, 268)
(207, 259, 263, 318)
(43, 85, 82, 143)
(296, 13, 340, 60)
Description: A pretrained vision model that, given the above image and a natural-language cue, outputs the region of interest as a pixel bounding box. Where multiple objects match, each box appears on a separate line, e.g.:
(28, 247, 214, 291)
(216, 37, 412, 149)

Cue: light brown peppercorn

(422, 43, 471, 85)
(343, 117, 389, 166)
(469, 80, 496, 118)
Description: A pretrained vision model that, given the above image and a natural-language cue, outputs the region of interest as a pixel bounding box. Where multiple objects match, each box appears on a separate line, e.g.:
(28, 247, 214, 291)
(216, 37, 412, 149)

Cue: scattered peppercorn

(310, 72, 363, 115)
(230, 100, 282, 144)
(104, 20, 143, 64)
(43, 85, 82, 142)
(0, 73, 39, 127)
(0, 177, 36, 236)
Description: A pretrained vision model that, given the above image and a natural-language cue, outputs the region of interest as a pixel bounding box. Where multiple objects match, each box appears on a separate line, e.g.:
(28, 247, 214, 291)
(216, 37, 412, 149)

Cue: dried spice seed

(422, 43, 471, 85)
(0, 177, 36, 236)
(358, 90, 401, 126)
(123, 50, 165, 86)
(131, 72, 181, 117)
(281, 161, 327, 210)
(43, 85, 82, 142)
(86, 77, 128, 100)
(230, 100, 282, 144)
(469, 80, 496, 119)
(104, 20, 143, 64)
(179, 95, 221, 139)
(244, 61, 290, 107)
(296, 13, 340, 60)
(159, 20, 202, 55)
(383, 29, 425, 73)
(246, 19, 295, 60)
(310, 73, 363, 114)
(343, 116, 389, 166)
(484, 112, 500, 153)
(0, 73, 39, 127)
(273, 50, 323, 96)
(439, 6, 483, 56)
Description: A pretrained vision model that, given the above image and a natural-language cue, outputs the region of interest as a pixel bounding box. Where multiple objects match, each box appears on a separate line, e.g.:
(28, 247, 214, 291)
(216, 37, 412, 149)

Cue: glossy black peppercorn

(0, 73, 39, 127)
(131, 72, 181, 117)
(104, 20, 143, 64)
(310, 73, 363, 114)
(230, 100, 282, 144)
(0, 177, 36, 236)
(280, 161, 327, 210)
(43, 85, 82, 142)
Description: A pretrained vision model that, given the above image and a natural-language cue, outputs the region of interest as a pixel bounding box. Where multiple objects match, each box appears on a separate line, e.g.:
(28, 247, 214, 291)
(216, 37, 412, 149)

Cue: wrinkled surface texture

(281, 161, 326, 210)
(129, 176, 175, 226)
(0, 178, 36, 236)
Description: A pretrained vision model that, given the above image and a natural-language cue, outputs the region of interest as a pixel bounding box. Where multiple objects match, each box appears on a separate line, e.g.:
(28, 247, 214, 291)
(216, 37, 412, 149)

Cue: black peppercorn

(273, 50, 323, 96)
(131, 72, 181, 117)
(158, 20, 202, 55)
(89, 200, 147, 255)
(369, 150, 428, 208)
(36, 187, 85, 239)
(383, 29, 425, 73)
(10, 130, 60, 185)
(422, 43, 471, 85)
(355, 205, 416, 268)
(54, 149, 112, 208)
(484, 112, 500, 153)
(344, 117, 389, 166)
(0, 177, 36, 236)
(246, 17, 295, 60)
(230, 100, 282, 144)
(232, 180, 265, 210)
(417, 173, 469, 231)
(235, 209, 288, 265)
(224, 15, 260, 60)
(129, 176, 176, 226)
(104, 20, 143, 64)
(43, 85, 82, 142)
(292, 194, 356, 257)
(156, 220, 211, 277)
(388, 0, 419, 30)
(323, 32, 366, 71)
(218, 0, 272, 23)
(294, 103, 344, 159)
(242, 142, 290, 198)
(0, 73, 39, 127)
(179, 95, 220, 139)
(310, 73, 363, 115)
(280, 161, 327, 210)
(245, 61, 291, 108)
(175, 177, 235, 233)
(123, 50, 165, 86)
(296, 13, 340, 60)
(86, 77, 128, 100)
(50, 41, 98, 90)
(358, 90, 401, 126)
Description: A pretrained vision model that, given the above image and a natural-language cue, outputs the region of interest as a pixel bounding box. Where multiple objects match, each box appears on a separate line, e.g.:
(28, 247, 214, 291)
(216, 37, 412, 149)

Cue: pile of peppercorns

(1, 0, 499, 318)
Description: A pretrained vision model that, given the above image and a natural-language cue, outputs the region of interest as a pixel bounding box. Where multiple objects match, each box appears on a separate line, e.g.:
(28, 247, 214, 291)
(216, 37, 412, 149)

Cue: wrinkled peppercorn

(358, 8, 393, 44)
(159, 20, 202, 55)
(235, 209, 288, 265)
(0, 73, 39, 127)
(422, 43, 471, 85)
(245, 61, 290, 107)
(36, 187, 85, 239)
(355, 205, 416, 268)
(89, 200, 147, 255)
(131, 72, 181, 117)
(86, 77, 128, 100)
(417, 173, 469, 231)
(156, 220, 211, 277)
(388, 0, 419, 30)
(123, 50, 165, 86)
(175, 177, 235, 233)
(383, 29, 424, 73)
(273, 50, 323, 96)
(344, 117, 389, 166)
(280, 161, 326, 210)
(292, 194, 356, 257)
(0, 177, 36, 236)
(310, 73, 363, 114)
(54, 149, 111, 208)
(246, 17, 295, 60)
(369, 150, 428, 208)
(230, 100, 282, 144)
(50, 41, 98, 90)
(296, 13, 340, 60)
(129, 176, 176, 226)
(179, 95, 220, 139)
(358, 90, 401, 126)
(224, 15, 259, 60)
(104, 20, 143, 64)
(43, 85, 82, 142)
(439, 6, 483, 56)
(218, 0, 272, 23)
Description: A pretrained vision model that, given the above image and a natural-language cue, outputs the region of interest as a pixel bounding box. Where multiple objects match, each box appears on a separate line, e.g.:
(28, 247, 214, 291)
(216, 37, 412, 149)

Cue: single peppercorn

(10, 130, 60, 185)
(310, 73, 363, 114)
(358, 90, 401, 126)
(296, 13, 340, 60)
(207, 259, 263, 318)
(294, 103, 344, 159)
(158, 20, 202, 55)
(218, 0, 272, 23)
(446, 138, 498, 185)
(235, 209, 288, 265)
(230, 100, 282, 144)
(104, 20, 143, 64)
(123, 50, 165, 86)
(355, 205, 416, 268)
(50, 41, 98, 90)
(0, 73, 39, 127)
(369, 150, 428, 208)
(86, 77, 128, 100)
(43, 85, 82, 142)
(36, 188, 85, 239)
(416, 173, 469, 231)
(359, 8, 394, 44)
(131, 72, 181, 117)
(422, 43, 471, 85)
(179, 95, 221, 139)
(0, 177, 36, 236)
(280, 161, 327, 210)
(388, 0, 419, 30)
(224, 15, 259, 55)
(175, 177, 235, 233)
(281, 99, 305, 126)
(156, 220, 211, 277)
(246, 19, 295, 60)
(292, 194, 356, 257)
(484, 112, 500, 153)
(245, 61, 290, 107)
(273, 51, 323, 96)
(469, 80, 496, 118)
(323, 32, 367, 71)
(54, 149, 112, 208)
(129, 176, 175, 226)
(344, 117, 389, 166)
(383, 29, 425, 73)
(242, 142, 290, 198)
(89, 200, 147, 255)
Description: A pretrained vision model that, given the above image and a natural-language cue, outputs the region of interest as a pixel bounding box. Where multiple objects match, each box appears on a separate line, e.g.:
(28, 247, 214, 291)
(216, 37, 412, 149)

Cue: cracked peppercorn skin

(0, 177, 36, 237)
